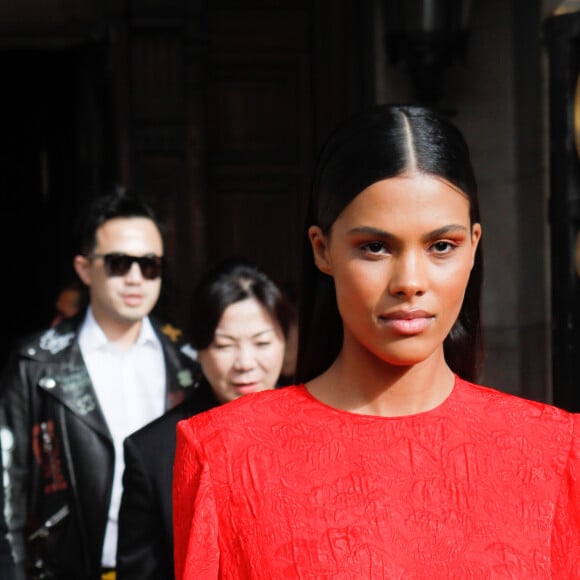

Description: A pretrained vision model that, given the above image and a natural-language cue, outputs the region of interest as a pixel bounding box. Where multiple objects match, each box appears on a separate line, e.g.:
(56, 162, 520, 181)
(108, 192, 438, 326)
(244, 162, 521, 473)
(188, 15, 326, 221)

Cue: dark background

(0, 1, 374, 368)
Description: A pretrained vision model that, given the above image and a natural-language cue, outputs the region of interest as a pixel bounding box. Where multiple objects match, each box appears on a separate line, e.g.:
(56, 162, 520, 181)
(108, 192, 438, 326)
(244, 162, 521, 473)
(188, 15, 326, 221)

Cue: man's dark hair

(74, 190, 163, 256)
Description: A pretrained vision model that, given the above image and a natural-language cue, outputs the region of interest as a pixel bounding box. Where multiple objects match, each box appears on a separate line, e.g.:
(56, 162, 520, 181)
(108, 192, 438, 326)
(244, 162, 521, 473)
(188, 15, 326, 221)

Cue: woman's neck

(306, 342, 455, 417)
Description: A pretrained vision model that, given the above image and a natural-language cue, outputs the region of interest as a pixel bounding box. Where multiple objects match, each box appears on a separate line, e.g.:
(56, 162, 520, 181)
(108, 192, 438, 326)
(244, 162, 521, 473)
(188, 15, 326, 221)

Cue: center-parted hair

(190, 257, 293, 351)
(295, 104, 483, 383)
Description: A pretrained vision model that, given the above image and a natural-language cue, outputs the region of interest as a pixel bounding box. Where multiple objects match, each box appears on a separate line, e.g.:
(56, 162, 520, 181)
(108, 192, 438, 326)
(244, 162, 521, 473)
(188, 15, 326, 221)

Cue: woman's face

(198, 297, 286, 403)
(309, 173, 481, 370)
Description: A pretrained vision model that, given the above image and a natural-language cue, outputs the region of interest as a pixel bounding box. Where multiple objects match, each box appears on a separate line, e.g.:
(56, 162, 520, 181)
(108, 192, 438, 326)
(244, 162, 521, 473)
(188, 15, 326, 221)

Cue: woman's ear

(470, 223, 482, 265)
(308, 226, 333, 275)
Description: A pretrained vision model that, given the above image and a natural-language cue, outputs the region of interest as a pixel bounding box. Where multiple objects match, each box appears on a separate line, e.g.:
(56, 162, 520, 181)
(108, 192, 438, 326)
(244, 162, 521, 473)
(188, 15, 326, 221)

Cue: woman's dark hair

(295, 104, 483, 383)
(75, 190, 163, 256)
(190, 257, 293, 351)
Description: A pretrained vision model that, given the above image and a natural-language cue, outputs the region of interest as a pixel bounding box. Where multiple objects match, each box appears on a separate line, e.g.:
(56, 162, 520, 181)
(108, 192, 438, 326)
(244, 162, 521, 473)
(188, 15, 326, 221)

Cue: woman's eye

(361, 241, 386, 254)
(214, 344, 233, 350)
(431, 241, 455, 254)
(256, 341, 272, 348)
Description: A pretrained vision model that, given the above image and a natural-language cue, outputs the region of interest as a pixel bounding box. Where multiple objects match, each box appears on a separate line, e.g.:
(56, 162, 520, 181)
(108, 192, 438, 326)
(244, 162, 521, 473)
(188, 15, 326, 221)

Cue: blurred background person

(50, 276, 88, 327)
(0, 191, 200, 580)
(116, 257, 292, 580)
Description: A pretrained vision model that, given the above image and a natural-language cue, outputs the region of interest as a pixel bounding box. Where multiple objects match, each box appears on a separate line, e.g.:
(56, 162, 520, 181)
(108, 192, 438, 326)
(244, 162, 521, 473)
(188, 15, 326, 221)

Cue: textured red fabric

(173, 377, 580, 579)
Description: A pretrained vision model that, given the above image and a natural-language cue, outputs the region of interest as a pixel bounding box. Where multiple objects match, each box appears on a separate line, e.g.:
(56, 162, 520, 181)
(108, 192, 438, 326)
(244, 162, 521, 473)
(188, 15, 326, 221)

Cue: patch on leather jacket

(39, 329, 75, 355)
(177, 369, 194, 387)
(56, 370, 97, 415)
(31, 421, 68, 494)
(180, 343, 198, 361)
(161, 323, 182, 343)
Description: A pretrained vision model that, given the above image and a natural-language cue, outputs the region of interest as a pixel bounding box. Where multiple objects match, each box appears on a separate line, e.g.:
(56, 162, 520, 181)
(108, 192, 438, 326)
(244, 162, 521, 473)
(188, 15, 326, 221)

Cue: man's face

(74, 217, 163, 330)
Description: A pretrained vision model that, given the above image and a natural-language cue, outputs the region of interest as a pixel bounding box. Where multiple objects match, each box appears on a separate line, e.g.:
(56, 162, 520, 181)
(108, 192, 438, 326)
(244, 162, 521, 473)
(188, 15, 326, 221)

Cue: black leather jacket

(0, 314, 200, 580)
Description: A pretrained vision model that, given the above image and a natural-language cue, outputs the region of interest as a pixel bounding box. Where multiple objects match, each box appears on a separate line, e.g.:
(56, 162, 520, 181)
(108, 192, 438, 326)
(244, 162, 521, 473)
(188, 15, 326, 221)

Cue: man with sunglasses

(0, 192, 200, 580)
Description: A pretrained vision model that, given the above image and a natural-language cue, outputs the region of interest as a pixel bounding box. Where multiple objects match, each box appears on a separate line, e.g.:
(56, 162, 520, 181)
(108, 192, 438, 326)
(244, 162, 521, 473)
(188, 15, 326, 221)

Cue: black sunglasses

(91, 253, 164, 280)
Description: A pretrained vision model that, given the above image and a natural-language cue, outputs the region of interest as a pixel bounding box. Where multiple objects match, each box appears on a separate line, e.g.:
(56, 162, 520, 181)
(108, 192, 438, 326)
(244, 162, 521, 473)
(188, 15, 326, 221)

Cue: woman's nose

(387, 251, 427, 297)
(233, 345, 256, 371)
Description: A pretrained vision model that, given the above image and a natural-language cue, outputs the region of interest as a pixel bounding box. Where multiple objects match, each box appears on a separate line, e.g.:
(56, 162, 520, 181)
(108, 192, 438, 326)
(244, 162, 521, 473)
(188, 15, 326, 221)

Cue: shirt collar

(137, 316, 159, 348)
(79, 307, 160, 352)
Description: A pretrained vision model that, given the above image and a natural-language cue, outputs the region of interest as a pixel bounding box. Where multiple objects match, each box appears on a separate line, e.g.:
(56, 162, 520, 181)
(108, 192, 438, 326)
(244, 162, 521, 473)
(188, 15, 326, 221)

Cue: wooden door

(0, 46, 111, 366)
(202, 1, 313, 293)
(109, 0, 370, 327)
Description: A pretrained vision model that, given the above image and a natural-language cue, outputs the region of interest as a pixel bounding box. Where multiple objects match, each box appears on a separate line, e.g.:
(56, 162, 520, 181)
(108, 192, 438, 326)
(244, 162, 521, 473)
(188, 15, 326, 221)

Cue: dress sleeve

(551, 413, 580, 576)
(173, 418, 219, 580)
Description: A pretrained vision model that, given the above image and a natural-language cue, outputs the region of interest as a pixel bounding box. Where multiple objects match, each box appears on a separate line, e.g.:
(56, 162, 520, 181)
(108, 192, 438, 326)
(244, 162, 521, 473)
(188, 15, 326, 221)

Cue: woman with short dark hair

(117, 257, 290, 580)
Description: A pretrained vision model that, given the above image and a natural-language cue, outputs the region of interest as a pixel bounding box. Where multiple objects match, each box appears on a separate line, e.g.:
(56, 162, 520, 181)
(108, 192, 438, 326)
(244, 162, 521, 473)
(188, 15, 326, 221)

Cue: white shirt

(78, 307, 166, 568)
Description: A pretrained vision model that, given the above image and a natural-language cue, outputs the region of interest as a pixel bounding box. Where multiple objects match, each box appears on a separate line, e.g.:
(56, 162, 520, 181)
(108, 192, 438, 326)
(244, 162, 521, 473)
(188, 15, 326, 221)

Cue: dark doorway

(544, 12, 580, 412)
(0, 45, 113, 366)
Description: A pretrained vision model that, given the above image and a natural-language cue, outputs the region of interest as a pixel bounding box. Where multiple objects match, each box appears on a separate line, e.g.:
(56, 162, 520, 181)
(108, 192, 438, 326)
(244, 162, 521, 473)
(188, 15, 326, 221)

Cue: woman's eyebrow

(252, 329, 276, 340)
(214, 332, 236, 341)
(347, 224, 468, 240)
(214, 328, 275, 341)
(422, 225, 468, 241)
(347, 226, 395, 238)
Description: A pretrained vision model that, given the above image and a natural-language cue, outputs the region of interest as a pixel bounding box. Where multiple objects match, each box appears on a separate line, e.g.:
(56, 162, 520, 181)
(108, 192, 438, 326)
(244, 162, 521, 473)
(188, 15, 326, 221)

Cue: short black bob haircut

(190, 257, 293, 351)
(295, 104, 483, 384)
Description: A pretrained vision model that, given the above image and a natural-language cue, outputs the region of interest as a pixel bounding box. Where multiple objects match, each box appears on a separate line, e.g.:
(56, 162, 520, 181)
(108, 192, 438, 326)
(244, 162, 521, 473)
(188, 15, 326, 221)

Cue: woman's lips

(233, 383, 261, 395)
(379, 309, 434, 335)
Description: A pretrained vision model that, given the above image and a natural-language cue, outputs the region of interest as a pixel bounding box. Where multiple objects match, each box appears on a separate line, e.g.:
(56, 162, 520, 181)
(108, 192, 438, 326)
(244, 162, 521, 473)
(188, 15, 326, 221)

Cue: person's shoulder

(200, 385, 304, 420)
(456, 376, 575, 431)
(127, 398, 196, 446)
(8, 317, 80, 362)
(127, 386, 219, 448)
(456, 378, 580, 476)
(177, 386, 306, 438)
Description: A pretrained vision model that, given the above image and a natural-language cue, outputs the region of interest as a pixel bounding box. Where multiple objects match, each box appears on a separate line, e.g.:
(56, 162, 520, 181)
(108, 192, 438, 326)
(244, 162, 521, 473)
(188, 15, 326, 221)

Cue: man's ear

(73, 255, 92, 286)
(308, 226, 332, 275)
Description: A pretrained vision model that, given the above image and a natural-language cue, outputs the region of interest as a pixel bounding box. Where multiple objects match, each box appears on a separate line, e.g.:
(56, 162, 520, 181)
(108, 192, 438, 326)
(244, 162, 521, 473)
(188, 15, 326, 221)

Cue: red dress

(173, 377, 580, 579)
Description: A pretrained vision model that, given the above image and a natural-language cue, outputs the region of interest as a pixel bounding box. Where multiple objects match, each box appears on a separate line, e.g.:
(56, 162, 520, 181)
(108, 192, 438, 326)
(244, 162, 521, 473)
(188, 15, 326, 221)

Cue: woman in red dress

(173, 104, 580, 578)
